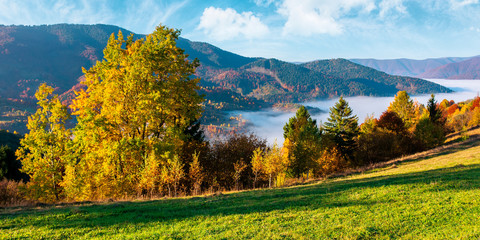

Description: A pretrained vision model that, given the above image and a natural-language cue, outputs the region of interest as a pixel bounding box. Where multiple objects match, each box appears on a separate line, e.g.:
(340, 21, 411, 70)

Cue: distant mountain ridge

(0, 24, 452, 133)
(350, 56, 480, 79)
(418, 56, 480, 79)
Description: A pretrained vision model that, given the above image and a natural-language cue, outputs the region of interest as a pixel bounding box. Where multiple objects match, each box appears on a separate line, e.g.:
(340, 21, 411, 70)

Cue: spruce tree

(283, 106, 322, 178)
(324, 97, 359, 160)
(427, 94, 442, 124)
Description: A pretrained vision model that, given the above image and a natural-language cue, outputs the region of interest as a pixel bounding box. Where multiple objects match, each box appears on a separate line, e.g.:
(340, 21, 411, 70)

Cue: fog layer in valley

(234, 79, 480, 144)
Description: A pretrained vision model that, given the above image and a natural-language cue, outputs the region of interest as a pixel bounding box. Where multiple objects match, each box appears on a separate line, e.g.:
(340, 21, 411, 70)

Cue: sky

(1, 0, 480, 62)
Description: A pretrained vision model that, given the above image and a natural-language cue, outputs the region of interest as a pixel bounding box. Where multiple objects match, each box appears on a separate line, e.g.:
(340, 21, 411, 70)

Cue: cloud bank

(197, 7, 269, 41)
(277, 0, 376, 36)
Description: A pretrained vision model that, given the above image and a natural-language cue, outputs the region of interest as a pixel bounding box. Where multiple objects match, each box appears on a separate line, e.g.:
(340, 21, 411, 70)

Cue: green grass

(2, 140, 480, 239)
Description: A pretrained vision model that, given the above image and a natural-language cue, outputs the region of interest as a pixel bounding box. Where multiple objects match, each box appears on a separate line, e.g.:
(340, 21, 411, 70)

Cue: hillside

(418, 56, 480, 79)
(0, 24, 453, 133)
(350, 57, 472, 77)
(212, 58, 451, 103)
(302, 58, 448, 95)
(2, 129, 480, 238)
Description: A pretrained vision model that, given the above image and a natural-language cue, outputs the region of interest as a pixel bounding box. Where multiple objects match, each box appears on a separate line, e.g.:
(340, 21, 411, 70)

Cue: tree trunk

(269, 174, 272, 188)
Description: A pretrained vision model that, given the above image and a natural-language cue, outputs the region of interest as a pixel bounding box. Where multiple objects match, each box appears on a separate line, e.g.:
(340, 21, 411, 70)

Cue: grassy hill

(2, 130, 480, 239)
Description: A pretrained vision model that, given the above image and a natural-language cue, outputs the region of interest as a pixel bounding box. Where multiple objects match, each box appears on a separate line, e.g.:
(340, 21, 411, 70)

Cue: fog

(232, 79, 480, 144)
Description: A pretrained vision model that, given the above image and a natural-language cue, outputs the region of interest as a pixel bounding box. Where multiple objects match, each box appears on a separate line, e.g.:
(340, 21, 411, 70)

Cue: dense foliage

(283, 106, 322, 178)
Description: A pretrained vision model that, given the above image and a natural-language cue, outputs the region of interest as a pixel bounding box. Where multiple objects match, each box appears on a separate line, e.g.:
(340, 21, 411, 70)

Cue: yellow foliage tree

(16, 84, 71, 202)
(251, 147, 264, 189)
(388, 91, 416, 130)
(316, 147, 347, 178)
(161, 154, 184, 197)
(263, 141, 288, 188)
(65, 25, 203, 200)
(189, 151, 204, 195)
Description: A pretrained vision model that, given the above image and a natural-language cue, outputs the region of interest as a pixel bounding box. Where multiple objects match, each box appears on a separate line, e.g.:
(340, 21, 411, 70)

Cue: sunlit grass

(2, 138, 480, 239)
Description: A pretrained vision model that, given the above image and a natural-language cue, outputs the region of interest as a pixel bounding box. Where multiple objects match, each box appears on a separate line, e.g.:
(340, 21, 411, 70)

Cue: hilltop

(1, 128, 479, 239)
(351, 56, 480, 79)
(0, 24, 451, 133)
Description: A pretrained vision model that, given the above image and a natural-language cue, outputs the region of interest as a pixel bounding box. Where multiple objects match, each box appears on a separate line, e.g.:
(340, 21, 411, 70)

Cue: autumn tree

(377, 111, 406, 134)
(233, 160, 247, 190)
(323, 97, 359, 161)
(412, 94, 446, 149)
(263, 141, 288, 188)
(66, 25, 203, 200)
(414, 117, 446, 149)
(189, 151, 204, 195)
(206, 133, 266, 190)
(16, 84, 71, 202)
(251, 147, 264, 189)
(388, 91, 416, 130)
(316, 147, 347, 177)
(161, 154, 184, 197)
(283, 106, 322, 178)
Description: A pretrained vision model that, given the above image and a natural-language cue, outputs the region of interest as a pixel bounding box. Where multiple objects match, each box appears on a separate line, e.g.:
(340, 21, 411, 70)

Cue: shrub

(0, 178, 28, 207)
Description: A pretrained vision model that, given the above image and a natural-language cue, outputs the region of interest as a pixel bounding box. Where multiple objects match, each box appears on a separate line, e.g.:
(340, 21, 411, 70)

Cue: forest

(1, 25, 480, 205)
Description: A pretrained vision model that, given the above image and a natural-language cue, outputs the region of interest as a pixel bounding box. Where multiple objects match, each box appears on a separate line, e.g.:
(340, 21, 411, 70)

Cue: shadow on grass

(1, 162, 479, 231)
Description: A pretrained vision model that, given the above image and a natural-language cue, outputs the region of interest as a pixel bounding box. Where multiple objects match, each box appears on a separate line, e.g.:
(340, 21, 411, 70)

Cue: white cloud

(470, 26, 480, 32)
(254, 0, 277, 7)
(197, 7, 269, 41)
(379, 0, 407, 18)
(0, 0, 189, 34)
(277, 0, 376, 36)
(450, 0, 479, 9)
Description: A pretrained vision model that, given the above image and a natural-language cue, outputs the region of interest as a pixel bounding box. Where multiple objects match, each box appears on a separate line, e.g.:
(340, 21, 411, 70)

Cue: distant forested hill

(0, 24, 452, 133)
(350, 57, 471, 77)
(350, 56, 480, 80)
(418, 56, 480, 79)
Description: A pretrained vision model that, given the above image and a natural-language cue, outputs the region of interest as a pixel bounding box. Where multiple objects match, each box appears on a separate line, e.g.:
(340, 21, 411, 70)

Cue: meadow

(1, 131, 480, 239)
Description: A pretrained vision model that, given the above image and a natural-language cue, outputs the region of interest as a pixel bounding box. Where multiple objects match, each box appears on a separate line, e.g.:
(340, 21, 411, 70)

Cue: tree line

(2, 25, 479, 204)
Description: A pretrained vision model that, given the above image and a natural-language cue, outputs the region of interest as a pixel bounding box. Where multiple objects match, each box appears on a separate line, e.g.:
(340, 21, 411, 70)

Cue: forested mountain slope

(0, 24, 452, 133)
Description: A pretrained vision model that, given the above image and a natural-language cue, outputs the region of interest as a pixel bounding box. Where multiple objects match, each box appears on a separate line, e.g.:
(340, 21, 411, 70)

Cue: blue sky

(1, 0, 479, 61)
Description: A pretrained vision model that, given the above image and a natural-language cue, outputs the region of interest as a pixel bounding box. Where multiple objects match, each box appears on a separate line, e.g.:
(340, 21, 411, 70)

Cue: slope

(350, 57, 472, 77)
(2, 130, 480, 239)
(418, 56, 480, 79)
(302, 58, 451, 95)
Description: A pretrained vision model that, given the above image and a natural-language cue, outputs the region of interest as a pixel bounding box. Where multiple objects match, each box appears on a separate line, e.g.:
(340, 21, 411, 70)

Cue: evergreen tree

(427, 94, 442, 124)
(283, 106, 322, 178)
(324, 97, 359, 161)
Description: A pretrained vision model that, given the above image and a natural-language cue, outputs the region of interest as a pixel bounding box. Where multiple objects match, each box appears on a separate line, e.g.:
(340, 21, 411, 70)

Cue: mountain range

(351, 56, 480, 79)
(0, 24, 455, 133)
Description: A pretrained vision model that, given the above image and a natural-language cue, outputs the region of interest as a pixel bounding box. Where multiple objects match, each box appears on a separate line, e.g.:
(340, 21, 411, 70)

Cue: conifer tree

(283, 106, 322, 178)
(323, 97, 359, 161)
(427, 94, 442, 124)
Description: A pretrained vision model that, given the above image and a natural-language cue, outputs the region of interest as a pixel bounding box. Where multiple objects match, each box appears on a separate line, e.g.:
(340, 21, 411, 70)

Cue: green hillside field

(1, 132, 480, 239)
